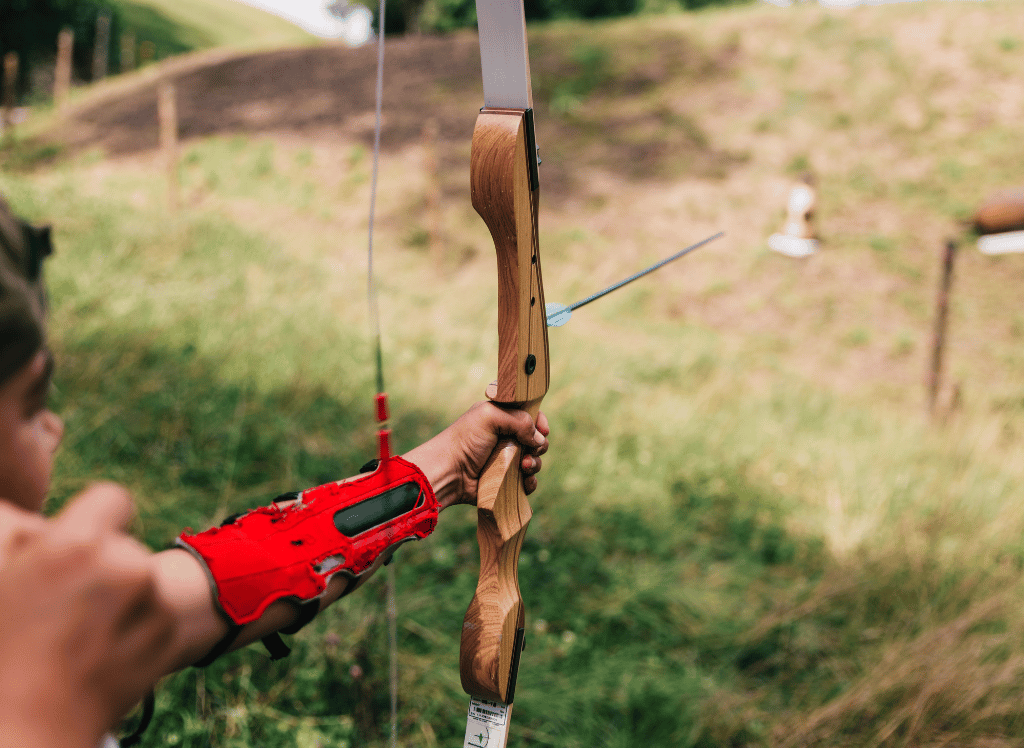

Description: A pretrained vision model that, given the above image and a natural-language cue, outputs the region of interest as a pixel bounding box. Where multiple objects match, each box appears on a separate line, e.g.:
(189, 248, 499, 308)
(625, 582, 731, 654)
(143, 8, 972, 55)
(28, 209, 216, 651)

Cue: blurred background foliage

(1, 0, 123, 99)
(0, 0, 314, 105)
(1, 0, 752, 95)
(385, 0, 749, 34)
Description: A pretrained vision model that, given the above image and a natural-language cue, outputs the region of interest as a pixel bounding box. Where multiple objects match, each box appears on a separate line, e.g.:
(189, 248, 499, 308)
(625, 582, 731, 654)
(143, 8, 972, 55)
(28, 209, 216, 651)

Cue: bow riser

(460, 108, 549, 707)
(469, 110, 549, 404)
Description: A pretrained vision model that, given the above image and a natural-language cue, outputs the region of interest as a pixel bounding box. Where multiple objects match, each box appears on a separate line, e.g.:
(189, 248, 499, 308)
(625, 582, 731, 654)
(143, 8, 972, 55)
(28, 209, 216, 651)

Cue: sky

(226, 0, 373, 44)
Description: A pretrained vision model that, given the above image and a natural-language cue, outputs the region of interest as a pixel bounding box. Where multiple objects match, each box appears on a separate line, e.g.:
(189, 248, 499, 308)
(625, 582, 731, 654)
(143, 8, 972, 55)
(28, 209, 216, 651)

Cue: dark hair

(0, 194, 52, 385)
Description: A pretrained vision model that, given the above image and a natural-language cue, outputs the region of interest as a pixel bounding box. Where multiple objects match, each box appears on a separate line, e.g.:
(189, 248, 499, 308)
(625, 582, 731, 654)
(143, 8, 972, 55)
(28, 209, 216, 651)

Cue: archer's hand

(403, 402, 550, 511)
(0, 484, 177, 748)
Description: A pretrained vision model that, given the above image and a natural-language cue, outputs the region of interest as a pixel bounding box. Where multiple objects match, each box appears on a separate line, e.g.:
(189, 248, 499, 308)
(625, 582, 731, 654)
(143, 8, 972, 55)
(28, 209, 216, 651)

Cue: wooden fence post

(928, 239, 958, 416)
(93, 12, 111, 81)
(139, 41, 156, 67)
(2, 52, 17, 139)
(54, 29, 74, 107)
(158, 81, 179, 213)
(121, 33, 136, 74)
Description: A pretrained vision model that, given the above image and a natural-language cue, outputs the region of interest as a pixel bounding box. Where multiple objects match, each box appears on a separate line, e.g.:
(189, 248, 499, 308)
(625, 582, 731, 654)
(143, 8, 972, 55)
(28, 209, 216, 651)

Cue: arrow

(545, 231, 723, 327)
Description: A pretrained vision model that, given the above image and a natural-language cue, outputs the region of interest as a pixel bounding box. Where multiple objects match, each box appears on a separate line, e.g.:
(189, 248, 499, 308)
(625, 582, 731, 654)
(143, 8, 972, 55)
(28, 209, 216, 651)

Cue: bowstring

(366, 0, 399, 746)
(368, 0, 386, 402)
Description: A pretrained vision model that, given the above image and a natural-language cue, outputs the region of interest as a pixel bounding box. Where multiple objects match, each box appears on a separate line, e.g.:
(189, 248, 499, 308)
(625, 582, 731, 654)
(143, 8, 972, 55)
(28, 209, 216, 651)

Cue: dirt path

(52, 35, 483, 158)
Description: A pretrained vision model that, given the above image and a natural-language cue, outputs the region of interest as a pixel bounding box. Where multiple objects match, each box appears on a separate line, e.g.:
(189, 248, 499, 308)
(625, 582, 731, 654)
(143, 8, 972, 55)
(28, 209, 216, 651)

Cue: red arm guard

(176, 457, 437, 626)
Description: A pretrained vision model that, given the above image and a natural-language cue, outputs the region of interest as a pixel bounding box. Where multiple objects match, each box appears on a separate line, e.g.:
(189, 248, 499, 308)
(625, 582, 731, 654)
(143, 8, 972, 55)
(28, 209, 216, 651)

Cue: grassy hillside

(112, 0, 316, 56)
(2, 1, 1024, 746)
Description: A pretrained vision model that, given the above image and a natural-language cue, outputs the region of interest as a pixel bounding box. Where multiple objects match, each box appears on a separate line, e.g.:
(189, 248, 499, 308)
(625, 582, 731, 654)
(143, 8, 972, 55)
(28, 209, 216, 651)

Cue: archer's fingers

(535, 411, 550, 437)
(52, 482, 137, 540)
(521, 455, 542, 477)
(528, 411, 550, 458)
(487, 404, 547, 454)
(523, 474, 539, 495)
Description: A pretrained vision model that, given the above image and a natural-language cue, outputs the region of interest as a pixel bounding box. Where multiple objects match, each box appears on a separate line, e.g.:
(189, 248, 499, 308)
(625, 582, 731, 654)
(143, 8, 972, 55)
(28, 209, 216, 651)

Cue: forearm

(149, 406, 538, 675)
(152, 546, 362, 674)
(403, 441, 462, 511)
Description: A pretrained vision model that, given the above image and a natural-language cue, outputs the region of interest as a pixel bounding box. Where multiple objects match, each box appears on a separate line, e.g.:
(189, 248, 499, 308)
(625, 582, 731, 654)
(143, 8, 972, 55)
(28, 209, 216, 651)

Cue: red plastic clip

(378, 428, 392, 463)
(375, 392, 391, 463)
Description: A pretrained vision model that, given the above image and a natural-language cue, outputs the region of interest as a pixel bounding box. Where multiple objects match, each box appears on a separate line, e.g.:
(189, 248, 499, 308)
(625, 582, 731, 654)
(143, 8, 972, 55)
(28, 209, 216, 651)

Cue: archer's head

(0, 194, 63, 512)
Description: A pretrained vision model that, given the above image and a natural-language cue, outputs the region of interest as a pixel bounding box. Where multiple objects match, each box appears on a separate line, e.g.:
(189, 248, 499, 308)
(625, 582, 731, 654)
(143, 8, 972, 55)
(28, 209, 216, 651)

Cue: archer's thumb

(491, 405, 545, 450)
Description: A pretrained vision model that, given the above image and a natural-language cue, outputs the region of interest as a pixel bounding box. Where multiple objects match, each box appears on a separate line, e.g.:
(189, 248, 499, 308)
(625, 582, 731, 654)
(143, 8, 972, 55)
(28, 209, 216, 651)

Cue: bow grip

(459, 423, 534, 704)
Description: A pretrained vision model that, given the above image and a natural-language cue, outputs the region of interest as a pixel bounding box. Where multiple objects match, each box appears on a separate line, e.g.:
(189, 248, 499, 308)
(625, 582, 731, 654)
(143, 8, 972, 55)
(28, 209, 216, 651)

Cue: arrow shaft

(568, 231, 724, 313)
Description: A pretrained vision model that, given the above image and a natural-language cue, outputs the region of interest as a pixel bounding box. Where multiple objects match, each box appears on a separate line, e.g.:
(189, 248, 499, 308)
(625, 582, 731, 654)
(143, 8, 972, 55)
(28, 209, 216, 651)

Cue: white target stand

(769, 174, 819, 258)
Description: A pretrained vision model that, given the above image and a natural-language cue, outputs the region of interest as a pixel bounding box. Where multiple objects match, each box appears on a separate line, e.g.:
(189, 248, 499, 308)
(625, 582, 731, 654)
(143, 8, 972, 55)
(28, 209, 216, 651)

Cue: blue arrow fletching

(546, 302, 571, 327)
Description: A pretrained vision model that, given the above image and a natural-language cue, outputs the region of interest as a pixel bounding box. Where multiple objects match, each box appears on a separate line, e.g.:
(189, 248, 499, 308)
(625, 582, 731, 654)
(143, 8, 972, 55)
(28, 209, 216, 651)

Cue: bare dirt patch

(44, 25, 742, 203)
(51, 35, 483, 159)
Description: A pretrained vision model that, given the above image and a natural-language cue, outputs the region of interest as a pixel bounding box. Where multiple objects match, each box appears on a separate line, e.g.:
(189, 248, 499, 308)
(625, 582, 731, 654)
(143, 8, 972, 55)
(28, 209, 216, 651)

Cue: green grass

(112, 0, 316, 56)
(3, 1, 1024, 745)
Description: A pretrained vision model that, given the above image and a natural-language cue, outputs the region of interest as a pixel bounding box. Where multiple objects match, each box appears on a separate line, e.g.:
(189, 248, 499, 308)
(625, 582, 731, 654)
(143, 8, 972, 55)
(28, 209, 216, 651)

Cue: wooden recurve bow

(460, 0, 547, 746)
